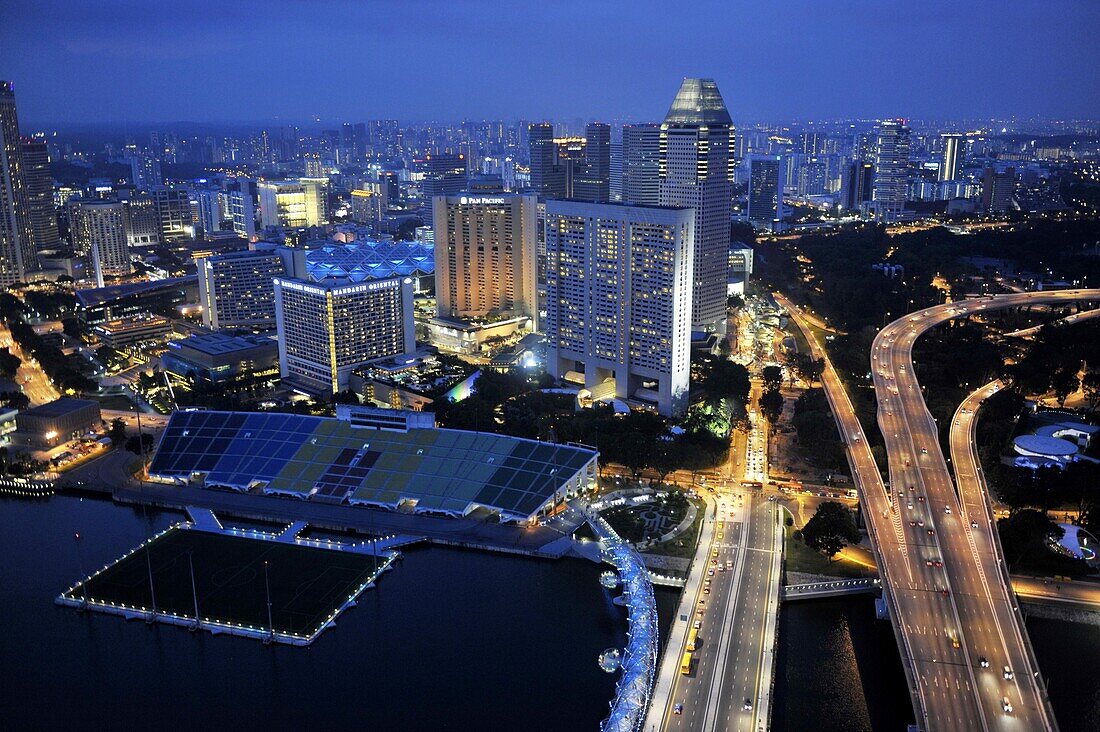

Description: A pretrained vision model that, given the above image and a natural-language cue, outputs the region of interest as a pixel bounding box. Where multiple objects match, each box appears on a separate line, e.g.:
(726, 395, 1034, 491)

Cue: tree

(762, 365, 783, 390)
(125, 432, 155, 455)
(108, 418, 127, 447)
(1049, 368, 1079, 407)
(331, 389, 361, 405)
(0, 347, 20, 378)
(693, 354, 750, 404)
(801, 501, 861, 559)
(791, 353, 825, 384)
(1082, 371, 1100, 412)
(758, 387, 784, 425)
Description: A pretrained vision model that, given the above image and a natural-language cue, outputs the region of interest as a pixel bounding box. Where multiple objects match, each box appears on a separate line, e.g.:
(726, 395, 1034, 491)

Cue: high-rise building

(572, 122, 610, 202)
(0, 81, 38, 284)
(228, 181, 257, 239)
(940, 134, 964, 182)
(840, 160, 875, 214)
(747, 155, 785, 229)
(432, 193, 538, 328)
(192, 188, 223, 237)
(150, 187, 194, 241)
(609, 140, 623, 202)
(273, 275, 415, 394)
(129, 153, 163, 189)
(420, 153, 467, 224)
(659, 78, 734, 332)
(980, 167, 1016, 213)
(198, 248, 287, 330)
(545, 200, 694, 417)
(257, 179, 327, 228)
(70, 200, 131, 287)
(121, 195, 160, 248)
(872, 119, 911, 222)
(19, 139, 60, 252)
(621, 124, 661, 206)
(349, 186, 385, 222)
(528, 123, 566, 199)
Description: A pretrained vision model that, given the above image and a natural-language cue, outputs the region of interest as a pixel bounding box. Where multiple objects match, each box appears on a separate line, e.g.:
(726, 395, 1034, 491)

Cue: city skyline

(2, 1, 1100, 125)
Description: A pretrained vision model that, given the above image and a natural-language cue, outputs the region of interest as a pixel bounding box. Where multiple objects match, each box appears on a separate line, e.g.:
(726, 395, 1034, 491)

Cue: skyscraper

(257, 179, 326, 228)
(420, 153, 468, 224)
(872, 119, 911, 222)
(621, 124, 661, 206)
(980, 167, 1016, 213)
(432, 193, 538, 328)
(940, 134, 964, 182)
(840, 160, 875, 214)
(20, 139, 60, 252)
(572, 122, 610, 202)
(659, 78, 734, 332)
(0, 81, 38, 284)
(747, 155, 785, 230)
(70, 200, 131, 287)
(545, 200, 694, 417)
(528, 123, 566, 199)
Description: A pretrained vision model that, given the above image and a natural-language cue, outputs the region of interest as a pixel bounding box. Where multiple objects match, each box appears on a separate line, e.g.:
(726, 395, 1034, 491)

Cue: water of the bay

(3, 494, 1096, 730)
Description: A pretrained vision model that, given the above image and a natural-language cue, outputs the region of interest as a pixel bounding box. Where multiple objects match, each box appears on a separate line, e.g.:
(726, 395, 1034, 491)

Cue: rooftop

(305, 240, 433, 282)
(75, 276, 197, 309)
(168, 332, 275, 356)
(663, 78, 732, 127)
(148, 410, 597, 521)
(18, 397, 99, 419)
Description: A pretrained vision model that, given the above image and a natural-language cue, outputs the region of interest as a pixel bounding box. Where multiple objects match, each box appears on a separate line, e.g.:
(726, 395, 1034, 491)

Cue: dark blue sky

(2, 0, 1098, 126)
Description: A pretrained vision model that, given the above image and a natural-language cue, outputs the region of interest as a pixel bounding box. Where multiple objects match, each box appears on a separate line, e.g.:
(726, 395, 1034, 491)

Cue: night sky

(2, 0, 1099, 125)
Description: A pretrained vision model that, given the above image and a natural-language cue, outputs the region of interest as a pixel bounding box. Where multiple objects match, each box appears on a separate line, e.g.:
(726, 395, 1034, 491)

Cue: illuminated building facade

(70, 199, 131, 286)
(0, 80, 37, 284)
(432, 193, 538, 328)
(273, 275, 415, 394)
(198, 248, 287, 330)
(545, 200, 693, 417)
(258, 179, 327, 228)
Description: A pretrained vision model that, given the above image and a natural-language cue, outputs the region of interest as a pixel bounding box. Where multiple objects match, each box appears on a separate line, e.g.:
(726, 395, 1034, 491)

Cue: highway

(1004, 306, 1100, 338)
(873, 290, 1100, 730)
(779, 289, 1100, 730)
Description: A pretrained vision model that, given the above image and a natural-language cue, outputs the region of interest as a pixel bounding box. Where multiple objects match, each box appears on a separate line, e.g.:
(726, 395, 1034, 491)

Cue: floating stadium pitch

(58, 526, 396, 644)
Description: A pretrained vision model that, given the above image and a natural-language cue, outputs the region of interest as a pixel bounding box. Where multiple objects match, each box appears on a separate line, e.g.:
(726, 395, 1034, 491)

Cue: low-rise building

(161, 332, 279, 384)
(93, 314, 171, 348)
(11, 398, 101, 450)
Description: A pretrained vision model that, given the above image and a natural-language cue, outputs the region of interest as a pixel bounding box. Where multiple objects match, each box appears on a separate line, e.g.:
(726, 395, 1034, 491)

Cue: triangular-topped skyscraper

(659, 78, 734, 333)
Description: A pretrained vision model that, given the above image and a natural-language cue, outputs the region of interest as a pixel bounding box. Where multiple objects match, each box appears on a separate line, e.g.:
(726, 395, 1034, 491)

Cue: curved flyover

(873, 289, 1100, 731)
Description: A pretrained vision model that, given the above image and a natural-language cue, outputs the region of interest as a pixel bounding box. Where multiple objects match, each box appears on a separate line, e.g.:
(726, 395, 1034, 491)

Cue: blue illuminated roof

(305, 240, 434, 283)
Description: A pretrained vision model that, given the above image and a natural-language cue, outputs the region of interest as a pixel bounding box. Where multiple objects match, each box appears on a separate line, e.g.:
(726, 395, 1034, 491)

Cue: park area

(63, 528, 385, 639)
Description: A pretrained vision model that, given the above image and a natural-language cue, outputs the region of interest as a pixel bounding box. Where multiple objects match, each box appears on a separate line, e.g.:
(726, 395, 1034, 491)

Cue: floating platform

(56, 518, 400, 646)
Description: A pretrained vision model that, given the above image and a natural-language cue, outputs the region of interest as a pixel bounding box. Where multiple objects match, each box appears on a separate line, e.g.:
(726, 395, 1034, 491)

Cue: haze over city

(3, 0, 1100, 124)
(3, 3, 1100, 732)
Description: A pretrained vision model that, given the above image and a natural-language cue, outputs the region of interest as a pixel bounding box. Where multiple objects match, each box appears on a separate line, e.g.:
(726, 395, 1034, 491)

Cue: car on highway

(971, 520, 979, 529)
(693, 619, 702, 630)
(743, 698, 753, 711)
(1002, 697, 1013, 714)
(917, 495, 926, 502)
(674, 703, 683, 715)
(979, 656, 989, 668)
(1003, 666, 1013, 680)
(944, 505, 951, 514)
(941, 588, 950, 597)
(927, 528, 935, 536)
(708, 569, 715, 576)
(910, 520, 917, 527)
(726, 560, 732, 569)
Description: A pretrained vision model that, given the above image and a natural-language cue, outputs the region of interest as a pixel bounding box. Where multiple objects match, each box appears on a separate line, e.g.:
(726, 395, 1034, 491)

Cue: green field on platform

(72, 529, 381, 636)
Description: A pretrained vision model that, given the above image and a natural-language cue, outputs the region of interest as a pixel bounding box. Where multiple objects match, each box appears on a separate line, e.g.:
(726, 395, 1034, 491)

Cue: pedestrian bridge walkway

(782, 577, 881, 601)
(588, 513, 659, 732)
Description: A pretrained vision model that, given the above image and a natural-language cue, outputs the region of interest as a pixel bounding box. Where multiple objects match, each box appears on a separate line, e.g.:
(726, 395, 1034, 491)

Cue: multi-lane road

(647, 377, 782, 732)
(781, 288, 1100, 731)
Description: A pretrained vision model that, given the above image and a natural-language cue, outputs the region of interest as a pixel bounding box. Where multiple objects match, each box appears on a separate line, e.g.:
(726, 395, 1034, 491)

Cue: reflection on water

(773, 597, 914, 732)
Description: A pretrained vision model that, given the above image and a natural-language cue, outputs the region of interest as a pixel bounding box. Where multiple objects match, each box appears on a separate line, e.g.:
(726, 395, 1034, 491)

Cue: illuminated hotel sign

(458, 196, 506, 205)
(276, 276, 401, 296)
